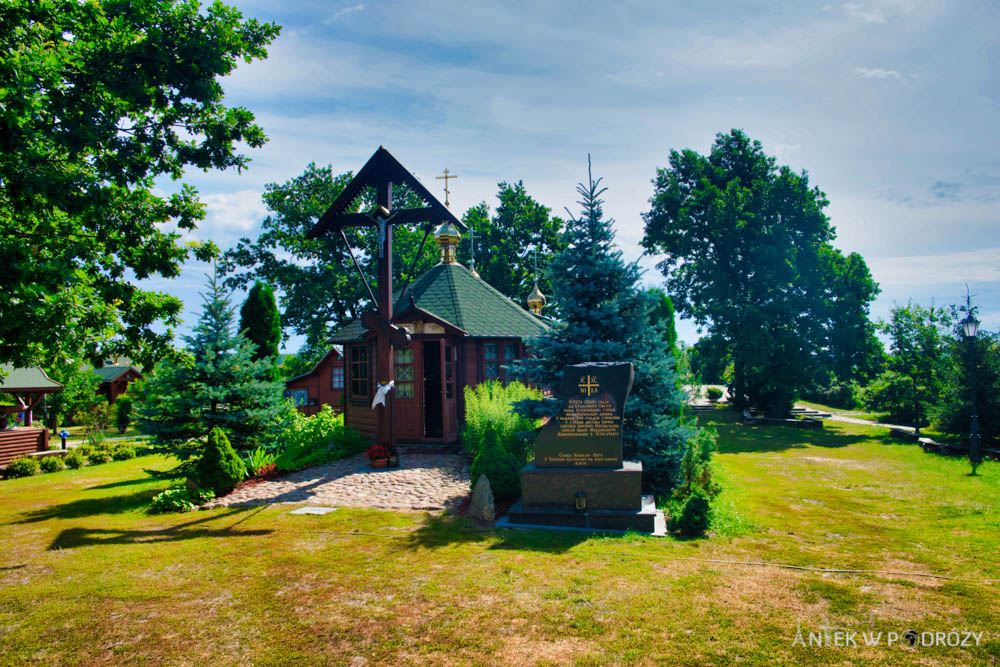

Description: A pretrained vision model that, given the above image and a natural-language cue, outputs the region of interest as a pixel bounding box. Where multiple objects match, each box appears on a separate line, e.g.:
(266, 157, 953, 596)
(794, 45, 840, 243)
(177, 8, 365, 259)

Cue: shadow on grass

(87, 468, 183, 490)
(704, 410, 881, 454)
(47, 507, 271, 550)
(488, 526, 593, 554)
(15, 487, 165, 524)
(403, 514, 492, 550)
(401, 513, 593, 554)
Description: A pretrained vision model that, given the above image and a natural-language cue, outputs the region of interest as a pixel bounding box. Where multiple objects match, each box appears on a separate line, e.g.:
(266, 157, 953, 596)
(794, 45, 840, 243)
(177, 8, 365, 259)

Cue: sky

(152, 0, 1000, 353)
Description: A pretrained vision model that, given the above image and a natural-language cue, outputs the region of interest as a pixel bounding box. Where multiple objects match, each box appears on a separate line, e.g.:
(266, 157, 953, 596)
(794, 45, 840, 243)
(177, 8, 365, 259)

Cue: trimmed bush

(275, 406, 366, 472)
(668, 487, 713, 537)
(469, 430, 521, 502)
(77, 443, 93, 458)
(88, 447, 112, 464)
(461, 381, 542, 463)
(112, 444, 137, 461)
(705, 387, 723, 402)
(116, 396, 134, 433)
(193, 428, 245, 496)
(64, 450, 86, 469)
(39, 455, 64, 473)
(5, 456, 39, 478)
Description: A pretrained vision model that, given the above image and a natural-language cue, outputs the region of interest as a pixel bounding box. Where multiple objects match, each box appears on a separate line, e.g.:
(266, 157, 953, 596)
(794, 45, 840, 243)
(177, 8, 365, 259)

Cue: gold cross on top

(578, 375, 599, 396)
(436, 168, 458, 207)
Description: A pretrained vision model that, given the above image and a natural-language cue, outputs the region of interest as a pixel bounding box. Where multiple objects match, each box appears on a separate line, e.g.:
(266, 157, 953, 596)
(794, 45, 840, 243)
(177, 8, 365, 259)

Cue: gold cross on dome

(578, 375, 599, 396)
(435, 168, 458, 207)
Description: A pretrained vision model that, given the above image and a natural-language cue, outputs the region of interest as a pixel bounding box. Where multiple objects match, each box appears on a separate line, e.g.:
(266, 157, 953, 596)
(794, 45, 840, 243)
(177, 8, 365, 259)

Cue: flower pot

(370, 458, 389, 469)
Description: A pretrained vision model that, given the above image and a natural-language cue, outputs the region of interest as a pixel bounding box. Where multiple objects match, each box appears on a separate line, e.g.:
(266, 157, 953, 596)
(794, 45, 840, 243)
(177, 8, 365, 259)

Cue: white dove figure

(371, 380, 395, 409)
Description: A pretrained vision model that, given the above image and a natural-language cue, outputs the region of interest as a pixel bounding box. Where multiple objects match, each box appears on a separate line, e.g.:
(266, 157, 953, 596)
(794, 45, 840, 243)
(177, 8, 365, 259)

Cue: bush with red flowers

(366, 444, 391, 461)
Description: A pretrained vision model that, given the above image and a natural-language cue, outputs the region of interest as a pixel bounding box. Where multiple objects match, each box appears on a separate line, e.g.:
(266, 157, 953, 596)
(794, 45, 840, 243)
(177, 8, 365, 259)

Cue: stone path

(201, 451, 471, 512)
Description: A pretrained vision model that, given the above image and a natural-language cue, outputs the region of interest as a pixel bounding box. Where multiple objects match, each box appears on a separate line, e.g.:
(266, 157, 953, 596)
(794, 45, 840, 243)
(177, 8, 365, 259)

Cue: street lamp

(961, 311, 982, 474)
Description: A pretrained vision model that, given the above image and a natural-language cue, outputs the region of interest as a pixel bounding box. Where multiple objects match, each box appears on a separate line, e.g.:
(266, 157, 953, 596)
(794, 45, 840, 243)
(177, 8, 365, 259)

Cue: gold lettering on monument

(546, 394, 621, 465)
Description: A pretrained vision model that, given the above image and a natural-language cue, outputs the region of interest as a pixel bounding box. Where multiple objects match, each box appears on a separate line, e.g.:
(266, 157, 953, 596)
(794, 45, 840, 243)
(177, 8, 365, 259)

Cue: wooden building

(330, 225, 549, 443)
(284, 346, 346, 416)
(93, 364, 143, 403)
(0, 365, 62, 466)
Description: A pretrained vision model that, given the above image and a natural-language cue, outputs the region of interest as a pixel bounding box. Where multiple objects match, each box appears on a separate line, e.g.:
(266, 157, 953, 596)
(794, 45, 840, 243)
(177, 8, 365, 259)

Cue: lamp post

(961, 311, 982, 474)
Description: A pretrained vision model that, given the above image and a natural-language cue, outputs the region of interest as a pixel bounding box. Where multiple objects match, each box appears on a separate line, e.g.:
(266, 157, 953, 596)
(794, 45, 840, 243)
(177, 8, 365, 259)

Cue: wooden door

(393, 344, 422, 441)
(442, 341, 458, 442)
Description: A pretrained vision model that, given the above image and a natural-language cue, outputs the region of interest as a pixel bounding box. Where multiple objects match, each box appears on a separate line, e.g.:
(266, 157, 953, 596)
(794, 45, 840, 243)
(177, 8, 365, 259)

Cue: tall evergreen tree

(140, 269, 288, 453)
(509, 158, 712, 498)
(240, 281, 281, 363)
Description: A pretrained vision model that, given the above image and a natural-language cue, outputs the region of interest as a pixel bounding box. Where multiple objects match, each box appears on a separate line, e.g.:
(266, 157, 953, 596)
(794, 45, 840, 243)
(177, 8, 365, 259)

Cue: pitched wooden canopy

(305, 146, 468, 239)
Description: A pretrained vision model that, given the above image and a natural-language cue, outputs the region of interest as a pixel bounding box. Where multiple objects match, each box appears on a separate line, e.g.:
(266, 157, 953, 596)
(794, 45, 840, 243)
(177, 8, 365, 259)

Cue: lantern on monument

(574, 490, 587, 513)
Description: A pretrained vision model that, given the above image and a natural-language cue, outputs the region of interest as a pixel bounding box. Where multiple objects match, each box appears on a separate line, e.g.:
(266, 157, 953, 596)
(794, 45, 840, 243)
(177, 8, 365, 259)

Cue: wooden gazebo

(0, 365, 62, 465)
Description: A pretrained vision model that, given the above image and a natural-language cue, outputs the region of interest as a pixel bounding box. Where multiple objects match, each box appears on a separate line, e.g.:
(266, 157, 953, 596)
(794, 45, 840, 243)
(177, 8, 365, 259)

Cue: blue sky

(153, 0, 1000, 352)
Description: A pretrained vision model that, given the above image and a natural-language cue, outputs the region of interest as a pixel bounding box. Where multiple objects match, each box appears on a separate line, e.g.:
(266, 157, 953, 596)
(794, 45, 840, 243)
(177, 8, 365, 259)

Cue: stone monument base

(502, 460, 661, 534)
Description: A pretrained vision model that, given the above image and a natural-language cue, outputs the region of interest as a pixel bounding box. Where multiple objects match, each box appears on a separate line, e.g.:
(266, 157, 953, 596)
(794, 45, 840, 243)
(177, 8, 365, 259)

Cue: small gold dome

(527, 283, 546, 315)
(435, 221, 461, 264)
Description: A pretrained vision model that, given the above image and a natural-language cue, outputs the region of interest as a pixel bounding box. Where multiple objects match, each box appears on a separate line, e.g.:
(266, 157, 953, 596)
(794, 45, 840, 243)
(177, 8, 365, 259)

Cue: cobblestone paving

(202, 451, 471, 512)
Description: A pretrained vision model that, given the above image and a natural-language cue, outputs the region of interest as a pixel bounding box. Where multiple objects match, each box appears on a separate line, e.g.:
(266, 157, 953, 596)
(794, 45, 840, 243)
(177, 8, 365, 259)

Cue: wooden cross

(306, 148, 467, 454)
(435, 168, 458, 207)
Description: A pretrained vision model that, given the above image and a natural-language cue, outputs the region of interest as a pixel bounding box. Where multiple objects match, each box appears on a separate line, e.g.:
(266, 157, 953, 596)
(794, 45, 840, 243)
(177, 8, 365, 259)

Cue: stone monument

(501, 362, 662, 534)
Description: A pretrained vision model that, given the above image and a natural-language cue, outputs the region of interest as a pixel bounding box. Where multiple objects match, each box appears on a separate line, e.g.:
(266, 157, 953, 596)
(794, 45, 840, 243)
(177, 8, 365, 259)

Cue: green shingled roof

(92, 365, 139, 382)
(0, 365, 63, 393)
(331, 263, 550, 342)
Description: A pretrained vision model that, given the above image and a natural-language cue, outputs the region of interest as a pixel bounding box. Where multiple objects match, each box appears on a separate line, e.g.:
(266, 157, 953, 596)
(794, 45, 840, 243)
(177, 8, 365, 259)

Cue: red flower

(366, 444, 391, 461)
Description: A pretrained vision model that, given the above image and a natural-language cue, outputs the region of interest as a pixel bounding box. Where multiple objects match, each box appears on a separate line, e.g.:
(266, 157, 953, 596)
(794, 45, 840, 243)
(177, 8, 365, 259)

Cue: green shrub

(5, 456, 39, 478)
(39, 455, 64, 473)
(112, 444, 137, 461)
(149, 486, 216, 514)
(469, 430, 521, 501)
(668, 487, 713, 537)
(64, 450, 86, 469)
(705, 386, 723, 401)
(116, 397, 134, 433)
(87, 448, 112, 464)
(241, 446, 278, 478)
(193, 428, 245, 496)
(275, 406, 366, 472)
(77, 443, 93, 458)
(461, 381, 542, 463)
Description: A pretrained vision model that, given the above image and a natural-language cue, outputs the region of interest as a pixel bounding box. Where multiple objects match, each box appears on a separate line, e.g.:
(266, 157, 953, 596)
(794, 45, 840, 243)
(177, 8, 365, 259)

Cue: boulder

(469, 474, 495, 523)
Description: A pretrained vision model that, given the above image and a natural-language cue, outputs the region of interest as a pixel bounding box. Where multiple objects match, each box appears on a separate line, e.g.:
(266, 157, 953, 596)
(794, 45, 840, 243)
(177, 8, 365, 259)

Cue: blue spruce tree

(509, 158, 713, 499)
(140, 268, 288, 454)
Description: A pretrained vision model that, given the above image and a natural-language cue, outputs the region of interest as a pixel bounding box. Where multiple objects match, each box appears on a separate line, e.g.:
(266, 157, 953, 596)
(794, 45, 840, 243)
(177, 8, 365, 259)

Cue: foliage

(366, 444, 391, 461)
(460, 181, 567, 307)
(240, 446, 278, 478)
(39, 455, 64, 473)
(116, 396, 134, 434)
(77, 444, 93, 458)
(0, 0, 280, 369)
(277, 344, 325, 381)
(863, 302, 948, 431)
(667, 487, 713, 537)
(643, 130, 878, 416)
(469, 430, 522, 502)
(673, 427, 720, 500)
(934, 313, 1000, 450)
(274, 406, 366, 472)
(80, 401, 110, 433)
(646, 288, 678, 354)
(461, 381, 542, 463)
(43, 359, 100, 431)
(64, 449, 86, 469)
(87, 448, 112, 464)
(4, 456, 38, 478)
(801, 382, 860, 410)
(705, 387, 723, 401)
(221, 164, 440, 349)
(139, 269, 289, 453)
(192, 428, 245, 497)
(688, 335, 729, 385)
(240, 282, 281, 364)
(819, 247, 884, 384)
(112, 445, 137, 461)
(509, 157, 711, 499)
(149, 486, 215, 514)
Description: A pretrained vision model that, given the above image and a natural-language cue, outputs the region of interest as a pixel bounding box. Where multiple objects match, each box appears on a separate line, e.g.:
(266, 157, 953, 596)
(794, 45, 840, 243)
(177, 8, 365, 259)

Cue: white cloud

(195, 190, 267, 246)
(869, 248, 1000, 287)
(854, 66, 903, 80)
(324, 4, 365, 24)
(844, 3, 888, 24)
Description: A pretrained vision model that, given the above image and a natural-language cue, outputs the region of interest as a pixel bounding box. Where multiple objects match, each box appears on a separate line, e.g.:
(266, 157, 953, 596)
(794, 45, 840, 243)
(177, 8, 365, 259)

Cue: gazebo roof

(92, 365, 142, 383)
(0, 365, 63, 393)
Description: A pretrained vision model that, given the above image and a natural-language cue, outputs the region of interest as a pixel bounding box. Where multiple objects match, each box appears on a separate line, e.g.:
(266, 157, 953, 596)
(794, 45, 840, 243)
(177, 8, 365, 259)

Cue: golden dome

(527, 282, 546, 315)
(435, 221, 461, 264)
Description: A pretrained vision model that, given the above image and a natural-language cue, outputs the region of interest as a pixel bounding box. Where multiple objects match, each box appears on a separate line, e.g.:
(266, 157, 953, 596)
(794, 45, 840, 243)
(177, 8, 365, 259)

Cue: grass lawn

(1, 410, 997, 665)
(55, 424, 147, 442)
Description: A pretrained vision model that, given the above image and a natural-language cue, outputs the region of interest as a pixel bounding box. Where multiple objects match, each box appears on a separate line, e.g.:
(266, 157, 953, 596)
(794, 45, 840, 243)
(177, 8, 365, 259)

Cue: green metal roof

(0, 365, 63, 393)
(331, 263, 550, 343)
(92, 365, 140, 383)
